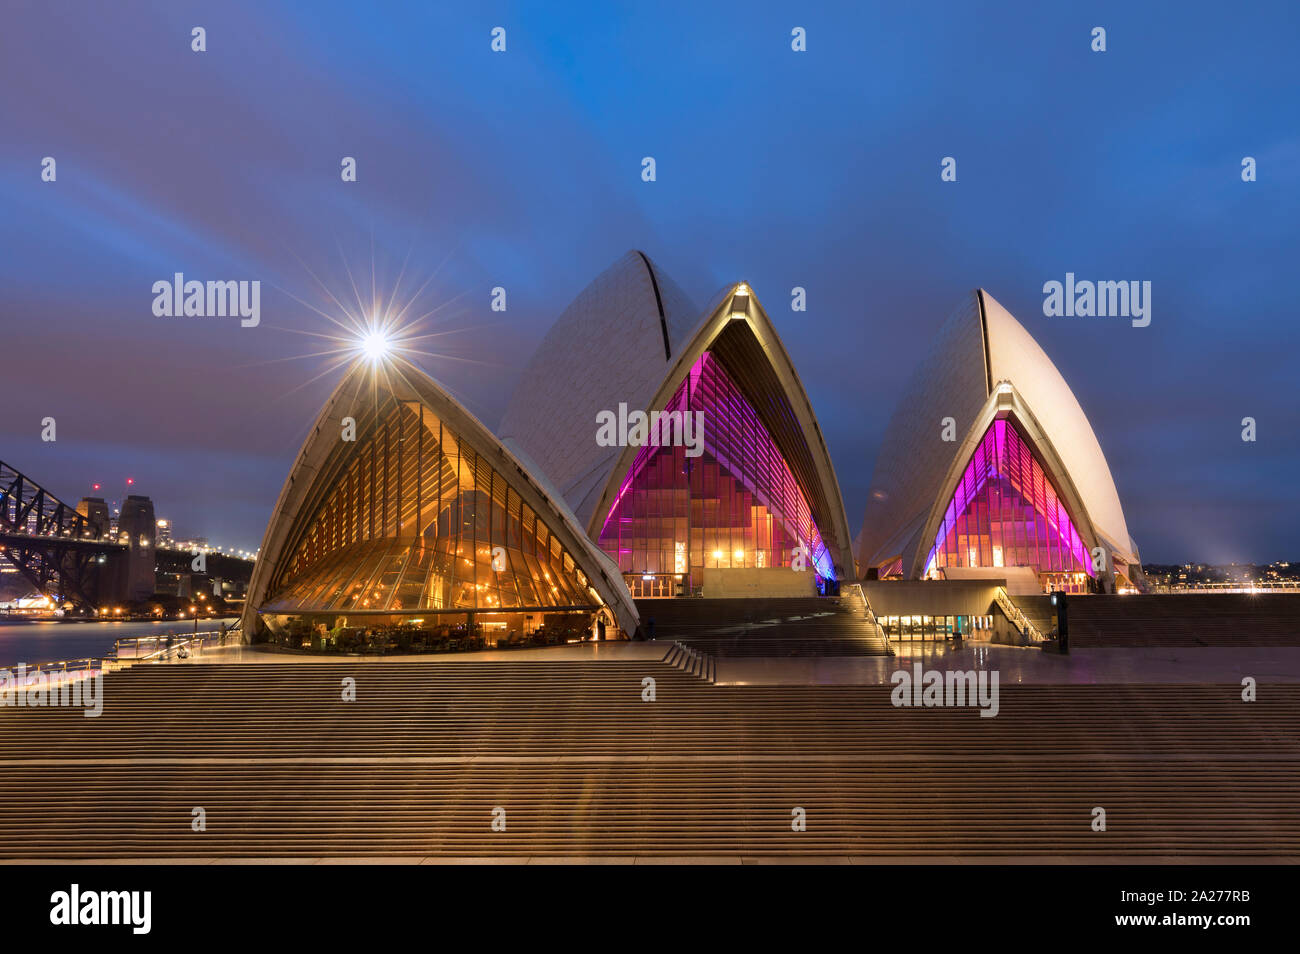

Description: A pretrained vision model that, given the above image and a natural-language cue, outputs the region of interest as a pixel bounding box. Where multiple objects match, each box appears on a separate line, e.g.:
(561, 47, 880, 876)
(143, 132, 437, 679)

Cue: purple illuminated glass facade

(923, 417, 1093, 586)
(598, 352, 833, 593)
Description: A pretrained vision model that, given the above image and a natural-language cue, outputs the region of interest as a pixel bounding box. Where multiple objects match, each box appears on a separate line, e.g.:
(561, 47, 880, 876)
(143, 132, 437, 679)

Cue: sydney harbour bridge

(0, 459, 254, 615)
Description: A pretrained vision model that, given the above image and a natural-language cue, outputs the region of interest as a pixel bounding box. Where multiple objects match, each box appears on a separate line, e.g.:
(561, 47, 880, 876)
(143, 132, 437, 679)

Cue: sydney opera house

(19, 249, 1300, 871)
(241, 252, 1140, 644)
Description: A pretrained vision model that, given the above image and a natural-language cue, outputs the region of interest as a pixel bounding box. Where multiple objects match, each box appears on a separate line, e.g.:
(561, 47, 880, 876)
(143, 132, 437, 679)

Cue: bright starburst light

(250, 239, 506, 408)
(359, 327, 391, 362)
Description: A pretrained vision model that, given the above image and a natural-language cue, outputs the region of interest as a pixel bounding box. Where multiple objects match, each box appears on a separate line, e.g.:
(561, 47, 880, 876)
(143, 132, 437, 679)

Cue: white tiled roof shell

(859, 290, 1134, 572)
(498, 251, 698, 529)
(982, 291, 1132, 559)
(858, 292, 988, 569)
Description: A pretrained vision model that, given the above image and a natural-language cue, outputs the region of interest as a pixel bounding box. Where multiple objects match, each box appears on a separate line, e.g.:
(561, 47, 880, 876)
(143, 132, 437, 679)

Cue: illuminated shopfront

(878, 614, 994, 640)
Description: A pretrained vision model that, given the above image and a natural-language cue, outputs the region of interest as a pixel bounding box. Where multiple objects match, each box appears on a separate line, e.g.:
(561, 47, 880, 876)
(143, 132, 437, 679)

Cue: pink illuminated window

(924, 418, 1092, 579)
(597, 352, 833, 587)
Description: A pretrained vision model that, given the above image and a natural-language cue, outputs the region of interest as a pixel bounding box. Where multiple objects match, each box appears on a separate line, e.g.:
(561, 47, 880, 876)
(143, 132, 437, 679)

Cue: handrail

(863, 601, 893, 656)
(1149, 582, 1300, 594)
(4, 657, 107, 686)
(843, 582, 893, 655)
(993, 587, 1044, 643)
(109, 629, 237, 668)
(112, 629, 231, 657)
(147, 635, 212, 662)
(8, 656, 103, 674)
(8, 628, 238, 678)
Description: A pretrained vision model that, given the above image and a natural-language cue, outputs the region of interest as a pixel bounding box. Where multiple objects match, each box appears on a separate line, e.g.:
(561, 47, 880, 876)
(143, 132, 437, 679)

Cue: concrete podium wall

(862, 579, 1001, 617)
(941, 565, 1041, 596)
(701, 567, 817, 598)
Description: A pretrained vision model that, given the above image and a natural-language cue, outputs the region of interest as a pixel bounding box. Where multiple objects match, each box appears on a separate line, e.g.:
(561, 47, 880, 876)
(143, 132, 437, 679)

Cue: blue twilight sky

(1, 0, 1297, 563)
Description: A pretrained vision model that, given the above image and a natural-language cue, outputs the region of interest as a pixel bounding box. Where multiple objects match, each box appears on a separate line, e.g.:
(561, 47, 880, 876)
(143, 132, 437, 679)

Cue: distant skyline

(2, 1, 1297, 564)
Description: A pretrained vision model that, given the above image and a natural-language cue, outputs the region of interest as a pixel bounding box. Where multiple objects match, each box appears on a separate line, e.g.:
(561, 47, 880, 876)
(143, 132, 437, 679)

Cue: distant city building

(76, 497, 111, 538)
(1142, 561, 1300, 591)
(155, 517, 174, 547)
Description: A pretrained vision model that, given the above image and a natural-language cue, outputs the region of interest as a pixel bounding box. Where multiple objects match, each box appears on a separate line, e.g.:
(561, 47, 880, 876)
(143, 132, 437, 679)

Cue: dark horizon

(2, 1, 1297, 565)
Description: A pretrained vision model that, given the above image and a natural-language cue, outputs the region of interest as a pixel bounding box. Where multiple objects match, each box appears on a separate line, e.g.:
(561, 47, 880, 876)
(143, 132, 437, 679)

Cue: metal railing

(113, 629, 233, 662)
(6, 627, 239, 683)
(864, 601, 893, 656)
(843, 582, 894, 655)
(4, 656, 107, 687)
(993, 586, 1045, 643)
(1148, 582, 1300, 594)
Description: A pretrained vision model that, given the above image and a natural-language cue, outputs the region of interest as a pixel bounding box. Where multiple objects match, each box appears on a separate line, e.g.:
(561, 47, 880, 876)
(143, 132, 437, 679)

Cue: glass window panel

(596, 351, 833, 591)
(924, 417, 1093, 580)
(265, 399, 599, 618)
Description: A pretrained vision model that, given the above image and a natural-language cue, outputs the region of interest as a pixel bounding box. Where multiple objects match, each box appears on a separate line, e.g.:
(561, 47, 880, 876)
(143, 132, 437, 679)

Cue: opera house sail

(859, 289, 1142, 594)
(501, 252, 855, 598)
(241, 360, 638, 647)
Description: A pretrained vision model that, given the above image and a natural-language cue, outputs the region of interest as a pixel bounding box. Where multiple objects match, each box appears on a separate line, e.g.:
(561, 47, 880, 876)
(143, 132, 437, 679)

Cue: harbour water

(0, 618, 238, 668)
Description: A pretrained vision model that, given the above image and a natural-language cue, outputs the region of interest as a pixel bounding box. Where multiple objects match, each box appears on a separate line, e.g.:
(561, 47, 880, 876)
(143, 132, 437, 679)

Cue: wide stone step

(3, 661, 1297, 858)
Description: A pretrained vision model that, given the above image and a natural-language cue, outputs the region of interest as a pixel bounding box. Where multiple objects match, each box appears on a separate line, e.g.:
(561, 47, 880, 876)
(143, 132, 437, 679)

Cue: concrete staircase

(661, 641, 715, 682)
(1, 661, 1298, 858)
(841, 583, 894, 655)
(992, 587, 1047, 644)
(1012, 594, 1057, 637)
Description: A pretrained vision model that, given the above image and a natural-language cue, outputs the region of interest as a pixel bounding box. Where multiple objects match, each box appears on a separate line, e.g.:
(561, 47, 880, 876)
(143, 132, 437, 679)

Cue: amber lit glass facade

(263, 400, 598, 616)
(923, 417, 1093, 587)
(597, 352, 833, 595)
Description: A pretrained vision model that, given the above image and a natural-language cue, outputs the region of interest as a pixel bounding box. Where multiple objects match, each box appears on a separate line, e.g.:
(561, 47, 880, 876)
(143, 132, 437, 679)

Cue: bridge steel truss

(0, 460, 121, 614)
